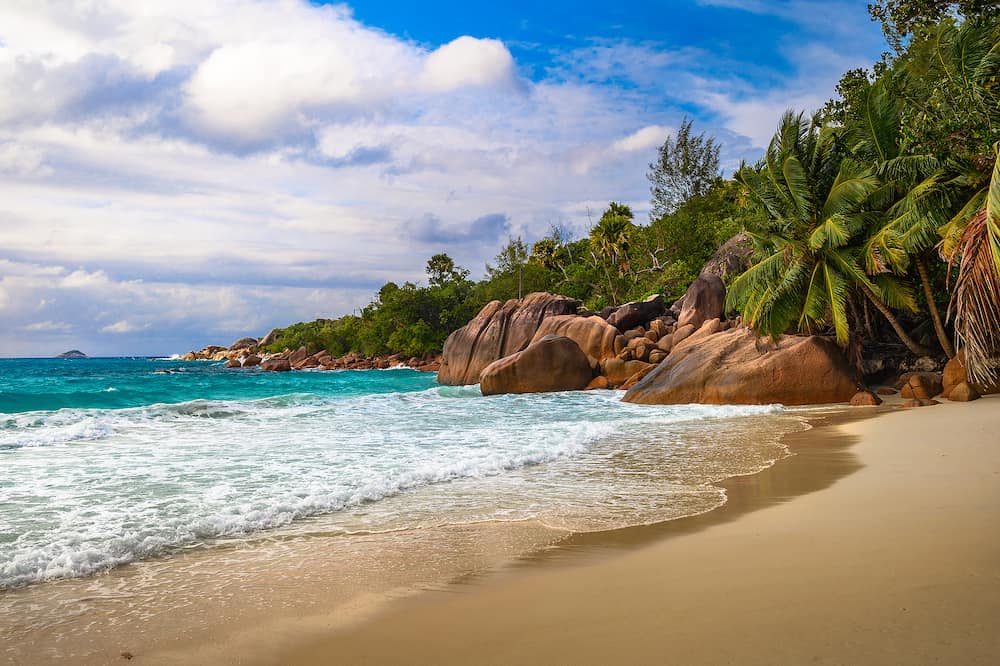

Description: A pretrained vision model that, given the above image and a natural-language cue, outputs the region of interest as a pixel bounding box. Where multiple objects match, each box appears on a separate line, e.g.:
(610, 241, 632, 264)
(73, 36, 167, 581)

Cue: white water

(1, 382, 802, 590)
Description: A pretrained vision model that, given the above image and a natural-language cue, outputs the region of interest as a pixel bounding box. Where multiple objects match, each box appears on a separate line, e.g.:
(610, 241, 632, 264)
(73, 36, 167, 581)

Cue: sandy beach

(272, 395, 1000, 665)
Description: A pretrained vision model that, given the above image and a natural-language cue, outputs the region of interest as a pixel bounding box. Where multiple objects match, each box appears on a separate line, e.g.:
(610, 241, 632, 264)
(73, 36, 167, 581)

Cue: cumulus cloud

(420, 37, 517, 92)
(100, 320, 148, 334)
(612, 125, 672, 153)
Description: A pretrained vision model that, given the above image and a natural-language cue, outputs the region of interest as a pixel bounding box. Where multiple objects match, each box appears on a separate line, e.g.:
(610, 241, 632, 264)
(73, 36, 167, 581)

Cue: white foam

(1, 382, 792, 589)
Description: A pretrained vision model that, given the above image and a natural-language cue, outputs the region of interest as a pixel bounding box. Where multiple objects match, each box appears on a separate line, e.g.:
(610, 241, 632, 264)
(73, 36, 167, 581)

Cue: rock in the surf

(479, 335, 593, 395)
(849, 390, 882, 406)
(530, 315, 619, 362)
(260, 358, 291, 372)
(438, 292, 579, 385)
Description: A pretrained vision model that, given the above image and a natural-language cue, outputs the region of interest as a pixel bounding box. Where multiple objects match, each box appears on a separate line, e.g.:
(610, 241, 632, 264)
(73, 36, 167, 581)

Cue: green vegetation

(263, 5, 1000, 380)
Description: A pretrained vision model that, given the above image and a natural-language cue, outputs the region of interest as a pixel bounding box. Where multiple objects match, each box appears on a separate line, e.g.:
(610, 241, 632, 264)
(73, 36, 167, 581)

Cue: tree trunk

(860, 283, 932, 357)
(915, 254, 955, 358)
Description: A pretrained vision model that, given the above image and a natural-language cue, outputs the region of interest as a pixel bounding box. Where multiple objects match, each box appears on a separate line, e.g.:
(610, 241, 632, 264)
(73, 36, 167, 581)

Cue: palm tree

(875, 18, 1000, 373)
(589, 202, 636, 304)
(847, 79, 956, 356)
(729, 111, 930, 355)
(941, 145, 1000, 384)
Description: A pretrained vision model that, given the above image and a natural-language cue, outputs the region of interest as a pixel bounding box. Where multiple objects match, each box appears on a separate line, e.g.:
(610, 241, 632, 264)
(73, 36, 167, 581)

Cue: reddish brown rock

(600, 359, 654, 388)
(672, 318, 723, 354)
(671, 323, 697, 348)
(849, 390, 882, 406)
(942, 350, 999, 396)
(225, 358, 241, 368)
(648, 349, 668, 364)
(438, 293, 579, 385)
(699, 232, 753, 280)
(295, 356, 319, 369)
(228, 337, 258, 351)
(613, 334, 627, 355)
(899, 372, 943, 400)
(876, 387, 897, 396)
(903, 398, 940, 408)
(623, 328, 858, 406)
(620, 364, 657, 390)
(606, 295, 665, 332)
(585, 375, 610, 390)
(287, 346, 309, 366)
(676, 274, 726, 330)
(479, 335, 593, 395)
(260, 358, 291, 372)
(530, 315, 619, 363)
(948, 381, 981, 402)
(242, 354, 261, 367)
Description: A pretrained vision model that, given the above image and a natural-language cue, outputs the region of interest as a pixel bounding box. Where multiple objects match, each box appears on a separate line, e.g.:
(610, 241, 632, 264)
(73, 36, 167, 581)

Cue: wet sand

(279, 395, 1000, 665)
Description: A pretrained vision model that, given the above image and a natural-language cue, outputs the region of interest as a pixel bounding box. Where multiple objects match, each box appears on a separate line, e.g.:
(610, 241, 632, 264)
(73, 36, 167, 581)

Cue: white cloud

(100, 320, 148, 334)
(0, 141, 52, 177)
(612, 125, 672, 153)
(420, 37, 517, 92)
(23, 320, 73, 333)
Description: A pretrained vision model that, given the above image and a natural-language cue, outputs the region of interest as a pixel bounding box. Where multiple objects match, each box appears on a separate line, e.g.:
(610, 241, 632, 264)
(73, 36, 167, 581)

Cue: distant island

(56, 350, 87, 359)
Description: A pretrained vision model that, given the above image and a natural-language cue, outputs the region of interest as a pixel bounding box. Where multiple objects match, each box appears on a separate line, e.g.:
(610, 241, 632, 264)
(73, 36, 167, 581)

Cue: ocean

(1, 356, 811, 660)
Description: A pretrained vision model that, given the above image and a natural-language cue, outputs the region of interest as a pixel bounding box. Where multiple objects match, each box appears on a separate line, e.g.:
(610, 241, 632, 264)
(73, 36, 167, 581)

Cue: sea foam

(0, 358, 797, 589)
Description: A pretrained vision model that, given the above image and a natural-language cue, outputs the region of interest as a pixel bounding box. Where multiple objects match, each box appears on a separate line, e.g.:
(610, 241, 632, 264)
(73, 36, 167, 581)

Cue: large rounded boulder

(479, 335, 593, 395)
(438, 293, 579, 385)
(606, 294, 666, 332)
(623, 328, 858, 406)
(530, 315, 619, 362)
(942, 349, 999, 397)
(676, 274, 726, 330)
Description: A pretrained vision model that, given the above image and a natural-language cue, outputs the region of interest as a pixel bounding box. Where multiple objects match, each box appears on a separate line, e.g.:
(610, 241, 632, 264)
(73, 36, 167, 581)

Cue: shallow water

(1, 358, 804, 592)
(0, 357, 822, 663)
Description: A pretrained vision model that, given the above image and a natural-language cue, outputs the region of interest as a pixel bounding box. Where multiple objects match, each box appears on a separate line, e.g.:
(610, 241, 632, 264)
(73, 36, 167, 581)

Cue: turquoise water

(0, 358, 801, 590)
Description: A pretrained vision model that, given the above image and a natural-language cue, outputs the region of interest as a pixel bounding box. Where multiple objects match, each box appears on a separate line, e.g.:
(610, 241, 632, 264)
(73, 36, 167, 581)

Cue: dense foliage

(263, 6, 1000, 379)
(733, 10, 1000, 378)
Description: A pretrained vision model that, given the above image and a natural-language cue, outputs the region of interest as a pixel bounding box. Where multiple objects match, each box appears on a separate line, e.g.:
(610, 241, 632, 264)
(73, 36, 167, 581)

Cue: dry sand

(277, 395, 1000, 665)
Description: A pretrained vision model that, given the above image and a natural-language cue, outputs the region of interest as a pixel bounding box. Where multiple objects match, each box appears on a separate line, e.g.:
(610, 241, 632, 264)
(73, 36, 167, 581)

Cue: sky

(0, 0, 889, 357)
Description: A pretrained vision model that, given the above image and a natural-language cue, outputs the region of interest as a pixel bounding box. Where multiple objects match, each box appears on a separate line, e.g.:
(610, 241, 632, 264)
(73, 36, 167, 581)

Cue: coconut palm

(730, 111, 930, 355)
(589, 202, 636, 304)
(941, 145, 1000, 384)
(847, 79, 956, 356)
(868, 18, 1000, 371)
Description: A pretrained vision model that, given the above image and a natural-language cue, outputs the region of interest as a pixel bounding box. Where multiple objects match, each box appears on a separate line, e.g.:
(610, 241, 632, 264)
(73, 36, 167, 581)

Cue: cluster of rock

(439, 273, 864, 405)
(253, 347, 440, 373)
(876, 350, 1000, 407)
(181, 337, 440, 373)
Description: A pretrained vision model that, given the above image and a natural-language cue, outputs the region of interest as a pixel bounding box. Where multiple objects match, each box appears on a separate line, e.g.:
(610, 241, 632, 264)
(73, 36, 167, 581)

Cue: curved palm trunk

(915, 255, 955, 358)
(860, 283, 932, 357)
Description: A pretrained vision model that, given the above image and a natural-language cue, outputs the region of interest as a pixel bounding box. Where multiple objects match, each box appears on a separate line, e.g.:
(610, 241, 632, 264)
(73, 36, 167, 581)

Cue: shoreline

(2, 401, 847, 665)
(275, 395, 1000, 665)
(135, 404, 875, 665)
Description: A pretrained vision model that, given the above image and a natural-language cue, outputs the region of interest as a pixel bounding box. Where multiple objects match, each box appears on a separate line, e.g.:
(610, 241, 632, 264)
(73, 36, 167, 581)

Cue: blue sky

(0, 1, 887, 356)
